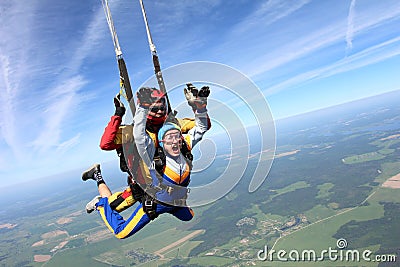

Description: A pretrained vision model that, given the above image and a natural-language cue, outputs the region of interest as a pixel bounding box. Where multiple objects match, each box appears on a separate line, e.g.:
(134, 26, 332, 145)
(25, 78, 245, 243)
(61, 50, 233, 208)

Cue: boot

(82, 164, 101, 181)
(86, 195, 101, 213)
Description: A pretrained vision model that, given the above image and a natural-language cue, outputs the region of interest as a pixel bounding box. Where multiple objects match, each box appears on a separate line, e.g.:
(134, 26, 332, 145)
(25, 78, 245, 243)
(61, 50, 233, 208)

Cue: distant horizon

(253, 88, 400, 125)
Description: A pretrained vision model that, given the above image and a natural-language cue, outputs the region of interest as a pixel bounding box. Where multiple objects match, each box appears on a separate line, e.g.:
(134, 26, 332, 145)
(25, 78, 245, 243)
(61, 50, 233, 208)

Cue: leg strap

(130, 182, 145, 203)
(142, 194, 158, 220)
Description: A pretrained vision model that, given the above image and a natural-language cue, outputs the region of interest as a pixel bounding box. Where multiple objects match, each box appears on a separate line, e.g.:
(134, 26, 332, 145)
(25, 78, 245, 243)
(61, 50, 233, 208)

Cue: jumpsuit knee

(96, 197, 150, 239)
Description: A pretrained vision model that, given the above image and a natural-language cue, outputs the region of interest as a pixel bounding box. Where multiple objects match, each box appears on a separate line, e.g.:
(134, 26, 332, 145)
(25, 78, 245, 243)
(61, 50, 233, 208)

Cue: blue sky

(1, 0, 400, 188)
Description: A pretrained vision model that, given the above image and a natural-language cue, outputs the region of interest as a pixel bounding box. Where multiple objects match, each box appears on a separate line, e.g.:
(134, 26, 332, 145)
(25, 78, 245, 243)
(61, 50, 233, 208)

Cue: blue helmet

(157, 122, 181, 148)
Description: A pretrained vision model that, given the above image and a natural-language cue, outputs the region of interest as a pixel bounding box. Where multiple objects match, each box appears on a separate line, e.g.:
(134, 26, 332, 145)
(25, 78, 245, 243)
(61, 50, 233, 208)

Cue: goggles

(150, 105, 166, 113)
(161, 132, 183, 145)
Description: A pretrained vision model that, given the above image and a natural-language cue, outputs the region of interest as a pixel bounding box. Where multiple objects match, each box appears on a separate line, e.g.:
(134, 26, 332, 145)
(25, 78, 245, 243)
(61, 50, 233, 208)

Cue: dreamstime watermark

(257, 238, 398, 263)
(123, 61, 276, 207)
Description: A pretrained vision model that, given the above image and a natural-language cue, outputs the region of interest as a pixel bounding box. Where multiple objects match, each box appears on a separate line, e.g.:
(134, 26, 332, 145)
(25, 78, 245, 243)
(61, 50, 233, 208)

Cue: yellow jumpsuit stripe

(115, 208, 146, 239)
(163, 164, 190, 184)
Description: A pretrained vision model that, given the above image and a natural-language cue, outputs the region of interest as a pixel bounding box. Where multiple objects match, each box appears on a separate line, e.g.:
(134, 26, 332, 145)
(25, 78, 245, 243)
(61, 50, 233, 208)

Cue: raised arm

(99, 95, 126, 150)
(133, 91, 157, 168)
(184, 84, 211, 148)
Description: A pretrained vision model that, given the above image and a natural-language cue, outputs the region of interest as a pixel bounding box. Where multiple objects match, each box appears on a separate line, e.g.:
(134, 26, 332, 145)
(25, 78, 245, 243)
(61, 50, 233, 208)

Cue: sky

(1, 0, 400, 188)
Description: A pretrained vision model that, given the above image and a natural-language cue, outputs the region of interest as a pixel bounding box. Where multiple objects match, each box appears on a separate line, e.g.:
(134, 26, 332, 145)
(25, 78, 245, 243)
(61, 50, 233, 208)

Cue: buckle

(166, 186, 174, 194)
(144, 200, 153, 207)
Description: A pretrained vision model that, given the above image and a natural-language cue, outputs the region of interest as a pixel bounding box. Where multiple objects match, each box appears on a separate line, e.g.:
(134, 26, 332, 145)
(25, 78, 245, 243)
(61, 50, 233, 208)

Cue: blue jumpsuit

(96, 105, 210, 239)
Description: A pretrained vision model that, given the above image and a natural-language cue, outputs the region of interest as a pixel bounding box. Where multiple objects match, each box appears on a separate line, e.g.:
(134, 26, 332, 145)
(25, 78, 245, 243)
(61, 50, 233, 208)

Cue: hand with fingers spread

(184, 83, 210, 112)
(136, 87, 165, 108)
(136, 87, 155, 108)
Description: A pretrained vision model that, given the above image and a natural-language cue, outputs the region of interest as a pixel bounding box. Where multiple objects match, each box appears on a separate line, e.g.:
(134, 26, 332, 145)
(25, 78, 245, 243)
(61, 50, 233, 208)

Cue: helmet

(157, 122, 181, 148)
(149, 88, 165, 100)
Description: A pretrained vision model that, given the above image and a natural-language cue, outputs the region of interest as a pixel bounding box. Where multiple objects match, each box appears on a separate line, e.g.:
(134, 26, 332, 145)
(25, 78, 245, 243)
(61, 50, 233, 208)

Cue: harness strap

(109, 193, 126, 210)
(116, 147, 131, 175)
(153, 142, 193, 177)
(141, 184, 189, 220)
(142, 194, 158, 220)
(129, 182, 146, 203)
(142, 187, 159, 220)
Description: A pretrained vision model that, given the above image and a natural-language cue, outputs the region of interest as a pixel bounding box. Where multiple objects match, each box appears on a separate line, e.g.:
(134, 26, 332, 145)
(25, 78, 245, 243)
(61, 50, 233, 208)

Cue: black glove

(114, 94, 126, 117)
(184, 83, 210, 111)
(114, 106, 126, 117)
(137, 87, 157, 108)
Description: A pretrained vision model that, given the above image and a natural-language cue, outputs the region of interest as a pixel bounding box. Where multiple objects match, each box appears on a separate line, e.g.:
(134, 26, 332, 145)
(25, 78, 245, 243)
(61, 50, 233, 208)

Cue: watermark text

(257, 239, 398, 263)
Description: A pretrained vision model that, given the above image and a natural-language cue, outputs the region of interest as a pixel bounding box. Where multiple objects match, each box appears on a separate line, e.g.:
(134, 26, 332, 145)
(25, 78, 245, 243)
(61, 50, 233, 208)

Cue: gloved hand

(184, 83, 210, 111)
(114, 94, 126, 117)
(137, 87, 159, 108)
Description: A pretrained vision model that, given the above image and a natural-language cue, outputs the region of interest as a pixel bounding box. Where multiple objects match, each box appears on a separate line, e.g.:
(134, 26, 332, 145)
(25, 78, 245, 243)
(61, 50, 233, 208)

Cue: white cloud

(244, 0, 400, 81)
(265, 36, 400, 95)
(231, 0, 312, 36)
(0, 1, 114, 185)
(0, 55, 18, 155)
(346, 0, 357, 54)
(57, 133, 81, 154)
(151, 0, 223, 29)
(0, 1, 38, 160)
(30, 75, 87, 153)
(63, 7, 107, 77)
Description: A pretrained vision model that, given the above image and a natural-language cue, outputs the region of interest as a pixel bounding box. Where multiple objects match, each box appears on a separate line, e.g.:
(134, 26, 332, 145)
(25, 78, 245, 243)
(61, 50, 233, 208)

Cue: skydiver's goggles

(161, 132, 183, 145)
(148, 96, 167, 114)
(150, 105, 166, 113)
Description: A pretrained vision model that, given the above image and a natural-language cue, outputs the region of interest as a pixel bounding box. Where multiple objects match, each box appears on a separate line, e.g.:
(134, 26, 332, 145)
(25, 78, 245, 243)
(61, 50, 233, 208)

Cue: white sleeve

(187, 110, 210, 149)
(133, 106, 156, 168)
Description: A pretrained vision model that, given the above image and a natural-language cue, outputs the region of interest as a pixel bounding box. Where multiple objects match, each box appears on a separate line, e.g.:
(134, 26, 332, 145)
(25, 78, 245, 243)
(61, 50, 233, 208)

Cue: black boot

(82, 164, 102, 181)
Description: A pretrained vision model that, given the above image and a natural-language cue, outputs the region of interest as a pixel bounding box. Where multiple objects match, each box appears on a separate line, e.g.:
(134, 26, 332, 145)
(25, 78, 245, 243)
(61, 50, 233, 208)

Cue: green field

(342, 152, 386, 164)
(272, 181, 310, 197)
(272, 186, 399, 267)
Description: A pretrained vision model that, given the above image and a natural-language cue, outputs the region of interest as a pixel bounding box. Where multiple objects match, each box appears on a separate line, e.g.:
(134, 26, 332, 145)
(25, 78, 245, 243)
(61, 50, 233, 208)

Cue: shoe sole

(82, 164, 100, 181)
(86, 196, 101, 213)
